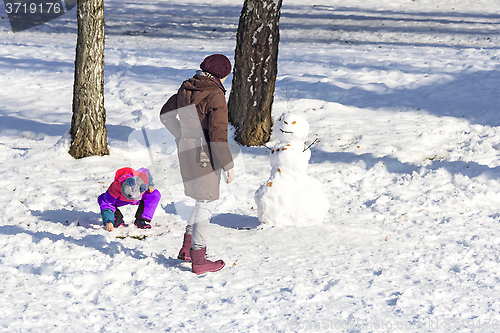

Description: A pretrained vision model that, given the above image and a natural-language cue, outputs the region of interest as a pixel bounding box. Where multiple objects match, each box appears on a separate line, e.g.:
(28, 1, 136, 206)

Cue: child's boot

(114, 208, 125, 227)
(190, 247, 225, 274)
(177, 233, 192, 262)
(134, 218, 151, 229)
(113, 218, 125, 228)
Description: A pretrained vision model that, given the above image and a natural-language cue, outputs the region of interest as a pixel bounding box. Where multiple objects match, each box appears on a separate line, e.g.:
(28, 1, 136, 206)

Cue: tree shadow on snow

(30, 208, 102, 229)
(0, 224, 146, 259)
(25, 3, 500, 50)
(6, 2, 498, 129)
(426, 160, 500, 180)
(310, 149, 420, 175)
(0, 115, 68, 138)
(280, 6, 500, 48)
(311, 148, 500, 180)
(0, 114, 136, 143)
(276, 68, 500, 128)
(211, 213, 260, 230)
(0, 224, 190, 271)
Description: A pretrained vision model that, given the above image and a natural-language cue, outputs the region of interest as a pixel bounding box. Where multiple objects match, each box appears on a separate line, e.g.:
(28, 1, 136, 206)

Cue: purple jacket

(98, 167, 160, 223)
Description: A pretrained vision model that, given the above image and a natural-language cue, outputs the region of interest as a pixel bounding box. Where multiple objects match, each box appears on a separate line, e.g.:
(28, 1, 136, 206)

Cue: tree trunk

(69, 0, 108, 158)
(228, 0, 283, 146)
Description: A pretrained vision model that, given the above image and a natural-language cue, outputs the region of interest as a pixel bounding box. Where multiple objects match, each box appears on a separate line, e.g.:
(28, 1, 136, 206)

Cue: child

(98, 167, 161, 231)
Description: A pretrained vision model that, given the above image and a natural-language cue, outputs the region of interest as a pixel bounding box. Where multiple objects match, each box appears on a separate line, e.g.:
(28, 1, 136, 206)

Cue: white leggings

(185, 200, 213, 250)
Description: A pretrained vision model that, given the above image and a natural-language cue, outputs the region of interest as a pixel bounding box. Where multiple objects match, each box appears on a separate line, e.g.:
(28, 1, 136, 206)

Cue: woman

(160, 54, 235, 274)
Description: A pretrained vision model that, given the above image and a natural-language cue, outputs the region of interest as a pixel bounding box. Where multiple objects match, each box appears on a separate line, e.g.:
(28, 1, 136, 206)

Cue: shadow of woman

(211, 213, 260, 230)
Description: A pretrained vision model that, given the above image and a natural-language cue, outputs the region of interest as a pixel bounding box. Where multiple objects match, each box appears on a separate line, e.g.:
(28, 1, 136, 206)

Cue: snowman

(254, 112, 329, 227)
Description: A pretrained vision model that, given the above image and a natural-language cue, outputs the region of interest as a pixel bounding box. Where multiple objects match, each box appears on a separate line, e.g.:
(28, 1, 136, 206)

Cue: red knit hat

(200, 54, 232, 79)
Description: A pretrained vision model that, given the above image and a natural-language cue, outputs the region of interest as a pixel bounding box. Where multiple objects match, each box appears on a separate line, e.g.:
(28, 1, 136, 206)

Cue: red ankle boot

(177, 233, 192, 262)
(190, 247, 225, 274)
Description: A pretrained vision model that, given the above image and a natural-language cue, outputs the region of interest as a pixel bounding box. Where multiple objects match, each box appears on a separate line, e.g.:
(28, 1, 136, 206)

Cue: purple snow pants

(98, 189, 161, 221)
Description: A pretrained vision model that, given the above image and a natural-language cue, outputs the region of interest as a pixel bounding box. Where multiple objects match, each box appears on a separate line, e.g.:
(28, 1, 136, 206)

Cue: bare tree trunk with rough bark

(228, 0, 283, 146)
(69, 0, 108, 158)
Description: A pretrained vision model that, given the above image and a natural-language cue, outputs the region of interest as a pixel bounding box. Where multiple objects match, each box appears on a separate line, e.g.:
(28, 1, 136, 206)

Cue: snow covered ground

(1, 0, 500, 331)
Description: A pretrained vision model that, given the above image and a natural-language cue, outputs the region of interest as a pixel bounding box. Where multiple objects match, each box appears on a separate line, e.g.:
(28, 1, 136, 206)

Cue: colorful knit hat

(121, 176, 147, 200)
(200, 54, 232, 79)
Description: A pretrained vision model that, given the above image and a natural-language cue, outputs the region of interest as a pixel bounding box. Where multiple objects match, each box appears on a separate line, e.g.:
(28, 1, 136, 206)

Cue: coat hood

(178, 73, 226, 107)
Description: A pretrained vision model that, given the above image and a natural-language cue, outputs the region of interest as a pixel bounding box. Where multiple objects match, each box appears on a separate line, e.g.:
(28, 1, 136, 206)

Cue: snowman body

(255, 113, 329, 227)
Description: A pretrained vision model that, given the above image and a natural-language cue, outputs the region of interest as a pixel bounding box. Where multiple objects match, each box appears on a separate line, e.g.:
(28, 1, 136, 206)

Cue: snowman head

(274, 112, 309, 142)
